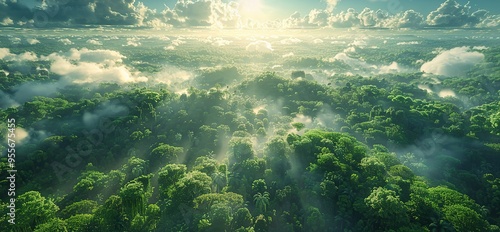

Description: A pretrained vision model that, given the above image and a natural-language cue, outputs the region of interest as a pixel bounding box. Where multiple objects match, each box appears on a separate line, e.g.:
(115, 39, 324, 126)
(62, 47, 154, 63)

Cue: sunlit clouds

(420, 47, 485, 77)
(0, 0, 499, 29)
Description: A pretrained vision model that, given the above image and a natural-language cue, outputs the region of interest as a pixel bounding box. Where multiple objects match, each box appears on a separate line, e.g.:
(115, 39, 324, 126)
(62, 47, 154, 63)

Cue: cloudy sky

(2, 0, 500, 29)
(140, 0, 500, 18)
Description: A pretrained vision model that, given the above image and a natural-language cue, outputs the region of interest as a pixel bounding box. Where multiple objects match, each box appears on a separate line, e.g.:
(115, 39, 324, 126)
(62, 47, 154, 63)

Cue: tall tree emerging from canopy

(253, 192, 270, 214)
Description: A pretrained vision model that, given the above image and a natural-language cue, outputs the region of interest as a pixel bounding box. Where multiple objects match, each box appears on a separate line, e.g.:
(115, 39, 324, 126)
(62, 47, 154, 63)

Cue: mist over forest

(1, 0, 500, 231)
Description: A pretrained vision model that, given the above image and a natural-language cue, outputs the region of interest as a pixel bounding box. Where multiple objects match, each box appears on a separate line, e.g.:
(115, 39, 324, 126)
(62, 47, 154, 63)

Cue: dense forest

(1, 42, 500, 231)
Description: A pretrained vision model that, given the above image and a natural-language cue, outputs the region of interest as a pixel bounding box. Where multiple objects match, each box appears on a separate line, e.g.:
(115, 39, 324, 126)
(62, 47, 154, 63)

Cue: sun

(239, 0, 264, 16)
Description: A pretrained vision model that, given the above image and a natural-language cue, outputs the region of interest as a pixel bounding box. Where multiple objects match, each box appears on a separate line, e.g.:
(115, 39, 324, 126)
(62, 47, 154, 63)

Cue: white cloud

(145, 18, 172, 29)
(154, 66, 194, 85)
(59, 38, 73, 45)
(201, 36, 233, 46)
(282, 11, 303, 28)
(308, 9, 330, 26)
(161, 0, 242, 28)
(280, 7, 421, 29)
(164, 45, 176, 50)
(211, 37, 232, 46)
(2, 48, 147, 105)
(313, 38, 324, 44)
(384, 10, 424, 28)
(282, 52, 294, 58)
(159, 36, 171, 41)
(330, 52, 377, 72)
(343, 46, 356, 53)
(86, 39, 103, 46)
(379, 62, 403, 74)
(53, 48, 125, 65)
(2, 0, 499, 30)
(124, 37, 142, 47)
(473, 46, 488, 50)
(0, 48, 37, 62)
(51, 60, 141, 84)
(328, 8, 360, 27)
(438, 89, 456, 98)
(326, 0, 341, 12)
(14, 127, 29, 144)
(44, 48, 146, 84)
(358, 8, 388, 27)
(420, 47, 484, 77)
(0, 48, 11, 60)
(476, 15, 500, 28)
(124, 40, 141, 47)
(246, 40, 273, 52)
(418, 84, 433, 93)
(396, 41, 420, 45)
(171, 39, 186, 46)
(349, 39, 367, 47)
(330, 40, 347, 45)
(38, 0, 154, 26)
(280, 1, 497, 29)
(426, 0, 489, 27)
(280, 37, 302, 45)
(26, 38, 40, 45)
(330, 51, 408, 75)
(1, 17, 14, 26)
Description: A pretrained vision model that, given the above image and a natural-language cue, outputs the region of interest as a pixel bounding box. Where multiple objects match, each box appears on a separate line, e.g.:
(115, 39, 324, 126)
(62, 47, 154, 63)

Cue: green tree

(251, 179, 267, 195)
(120, 180, 149, 219)
(193, 156, 218, 176)
(232, 208, 253, 230)
(264, 137, 291, 178)
(92, 195, 126, 231)
(428, 186, 478, 211)
(253, 192, 270, 214)
(443, 204, 489, 232)
(207, 203, 232, 232)
(171, 171, 212, 207)
(229, 137, 255, 165)
(254, 214, 269, 232)
(65, 214, 93, 232)
(360, 156, 387, 187)
(364, 187, 409, 230)
(304, 207, 325, 232)
(34, 218, 68, 232)
(150, 144, 183, 169)
(122, 157, 148, 181)
(211, 171, 227, 193)
(14, 191, 59, 231)
(429, 217, 455, 232)
(158, 163, 187, 199)
(130, 204, 161, 232)
(72, 170, 106, 200)
(60, 200, 99, 219)
(490, 112, 500, 135)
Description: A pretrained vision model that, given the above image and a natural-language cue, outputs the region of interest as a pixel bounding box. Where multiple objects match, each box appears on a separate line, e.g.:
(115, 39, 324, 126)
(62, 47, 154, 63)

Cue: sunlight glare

(239, 0, 264, 18)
